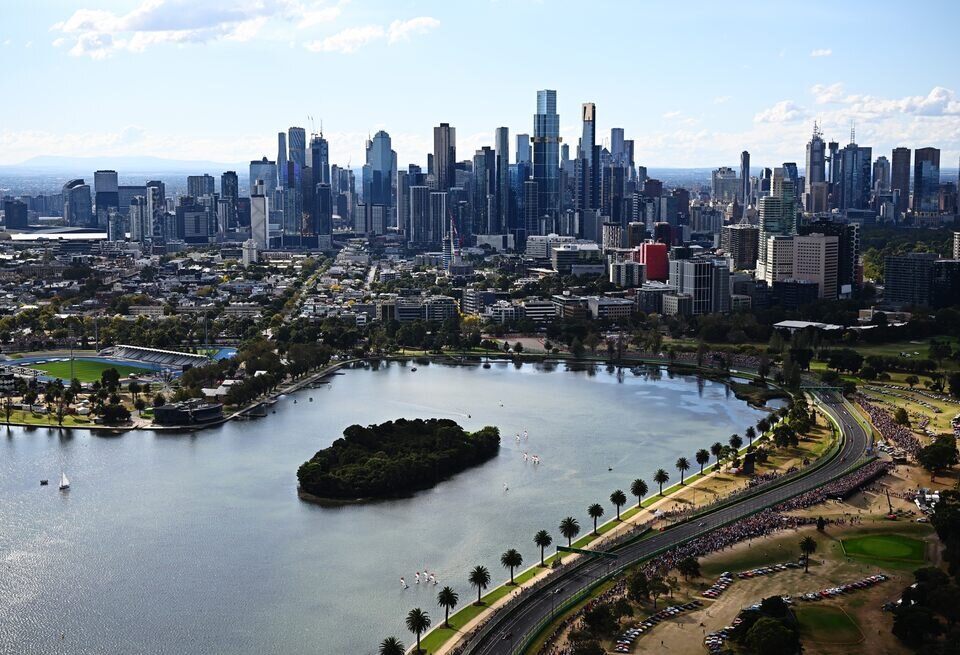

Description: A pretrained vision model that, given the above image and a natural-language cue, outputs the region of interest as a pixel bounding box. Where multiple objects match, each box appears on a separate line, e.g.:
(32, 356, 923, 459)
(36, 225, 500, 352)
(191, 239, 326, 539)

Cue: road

(467, 392, 871, 655)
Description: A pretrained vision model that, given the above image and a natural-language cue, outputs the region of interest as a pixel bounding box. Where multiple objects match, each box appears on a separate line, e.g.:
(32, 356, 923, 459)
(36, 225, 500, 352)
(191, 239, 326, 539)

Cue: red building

(632, 242, 669, 282)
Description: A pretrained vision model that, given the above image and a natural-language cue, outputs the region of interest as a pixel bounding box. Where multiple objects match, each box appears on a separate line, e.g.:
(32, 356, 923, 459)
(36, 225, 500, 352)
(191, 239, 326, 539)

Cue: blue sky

(2, 0, 959, 169)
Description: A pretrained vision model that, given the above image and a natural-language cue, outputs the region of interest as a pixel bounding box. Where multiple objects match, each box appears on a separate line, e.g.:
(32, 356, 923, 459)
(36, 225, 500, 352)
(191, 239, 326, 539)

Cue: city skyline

(2, 0, 960, 169)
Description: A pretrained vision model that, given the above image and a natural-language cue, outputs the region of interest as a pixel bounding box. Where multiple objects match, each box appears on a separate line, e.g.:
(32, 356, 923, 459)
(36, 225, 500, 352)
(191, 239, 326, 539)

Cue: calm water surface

(0, 361, 767, 655)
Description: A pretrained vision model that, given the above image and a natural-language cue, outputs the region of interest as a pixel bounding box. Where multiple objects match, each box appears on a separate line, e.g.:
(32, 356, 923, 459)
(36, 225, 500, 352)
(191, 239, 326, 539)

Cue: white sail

(59, 472, 69, 489)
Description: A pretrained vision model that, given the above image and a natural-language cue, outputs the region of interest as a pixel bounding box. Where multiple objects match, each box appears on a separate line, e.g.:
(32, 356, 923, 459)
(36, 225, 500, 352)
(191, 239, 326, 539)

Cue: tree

(534, 529, 553, 567)
(919, 436, 960, 480)
(153, 392, 167, 408)
(694, 449, 710, 475)
(610, 489, 627, 520)
(677, 556, 700, 580)
(744, 616, 798, 655)
(588, 503, 605, 535)
(627, 571, 649, 603)
(500, 548, 523, 585)
(571, 641, 605, 655)
(654, 469, 670, 495)
(583, 603, 618, 636)
(729, 433, 743, 452)
(772, 423, 798, 449)
(437, 586, 458, 628)
(893, 605, 944, 647)
(649, 576, 669, 609)
(906, 375, 920, 389)
(570, 338, 585, 358)
(800, 536, 817, 572)
(746, 426, 757, 446)
(710, 441, 724, 470)
(816, 516, 826, 531)
(513, 341, 524, 354)
(559, 516, 580, 548)
(757, 417, 770, 435)
(378, 637, 405, 655)
(405, 608, 431, 654)
(675, 457, 690, 484)
(894, 407, 910, 426)
(931, 340, 952, 366)
(630, 478, 648, 507)
(468, 565, 491, 605)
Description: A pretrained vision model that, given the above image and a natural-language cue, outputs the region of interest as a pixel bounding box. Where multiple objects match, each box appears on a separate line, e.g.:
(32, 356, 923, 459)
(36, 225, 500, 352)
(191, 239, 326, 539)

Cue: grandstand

(105, 345, 211, 370)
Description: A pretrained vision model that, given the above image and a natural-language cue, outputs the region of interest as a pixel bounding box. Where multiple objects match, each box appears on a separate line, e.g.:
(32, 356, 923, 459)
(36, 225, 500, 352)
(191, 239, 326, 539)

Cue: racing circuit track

(464, 392, 872, 655)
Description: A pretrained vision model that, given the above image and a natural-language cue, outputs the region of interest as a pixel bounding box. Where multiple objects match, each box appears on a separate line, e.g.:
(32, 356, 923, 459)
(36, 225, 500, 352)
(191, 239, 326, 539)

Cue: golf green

(840, 534, 926, 562)
(796, 605, 864, 644)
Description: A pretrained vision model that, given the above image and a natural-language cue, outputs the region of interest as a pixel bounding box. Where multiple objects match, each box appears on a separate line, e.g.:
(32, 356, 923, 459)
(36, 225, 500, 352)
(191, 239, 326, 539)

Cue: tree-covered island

(297, 418, 500, 500)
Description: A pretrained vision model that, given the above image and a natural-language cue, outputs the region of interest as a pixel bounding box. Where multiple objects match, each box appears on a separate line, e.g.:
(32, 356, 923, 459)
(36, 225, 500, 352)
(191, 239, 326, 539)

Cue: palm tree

(710, 441, 724, 470)
(757, 417, 770, 435)
(405, 608, 431, 654)
(800, 536, 818, 573)
(675, 457, 691, 485)
(534, 529, 553, 567)
(379, 636, 405, 655)
(630, 478, 648, 508)
(588, 503, 605, 534)
(610, 489, 627, 520)
(745, 426, 757, 446)
(695, 449, 710, 475)
(654, 469, 670, 495)
(468, 565, 491, 605)
(500, 549, 523, 585)
(559, 516, 580, 548)
(437, 586, 459, 627)
(729, 433, 743, 452)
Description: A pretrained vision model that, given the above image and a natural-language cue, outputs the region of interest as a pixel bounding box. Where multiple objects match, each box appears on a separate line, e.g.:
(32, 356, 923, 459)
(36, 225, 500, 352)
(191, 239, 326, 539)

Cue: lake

(0, 360, 768, 655)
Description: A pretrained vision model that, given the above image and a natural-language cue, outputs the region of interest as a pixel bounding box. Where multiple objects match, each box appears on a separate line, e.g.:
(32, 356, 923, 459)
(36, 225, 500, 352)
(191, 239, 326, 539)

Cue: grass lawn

(840, 534, 926, 563)
(796, 605, 864, 644)
(30, 359, 152, 382)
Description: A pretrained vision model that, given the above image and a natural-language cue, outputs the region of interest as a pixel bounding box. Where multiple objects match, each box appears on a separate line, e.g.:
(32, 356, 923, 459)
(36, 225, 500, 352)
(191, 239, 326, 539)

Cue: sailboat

(58, 472, 70, 490)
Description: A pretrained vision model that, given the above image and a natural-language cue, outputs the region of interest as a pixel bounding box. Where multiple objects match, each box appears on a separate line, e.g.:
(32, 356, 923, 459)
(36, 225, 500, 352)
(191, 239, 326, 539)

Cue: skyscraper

(872, 156, 890, 194)
(314, 183, 332, 237)
(914, 147, 941, 213)
(473, 147, 496, 235)
(363, 131, 394, 209)
(63, 179, 93, 227)
(277, 132, 288, 186)
(288, 127, 306, 171)
(495, 127, 510, 235)
(890, 147, 911, 219)
(804, 124, 826, 211)
(187, 174, 215, 199)
(3, 199, 28, 229)
(250, 179, 269, 249)
(516, 134, 531, 165)
(740, 151, 751, 206)
(250, 158, 277, 200)
(532, 90, 560, 233)
(433, 123, 456, 192)
(576, 102, 599, 213)
(310, 132, 330, 186)
(836, 141, 872, 211)
(94, 170, 119, 229)
(220, 171, 239, 229)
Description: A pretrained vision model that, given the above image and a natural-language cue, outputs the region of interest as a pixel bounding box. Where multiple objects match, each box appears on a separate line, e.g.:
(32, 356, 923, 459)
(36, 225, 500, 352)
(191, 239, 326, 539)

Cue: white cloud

(713, 96, 731, 105)
(304, 25, 384, 53)
(662, 110, 681, 119)
(303, 15, 440, 54)
(810, 48, 832, 57)
(753, 100, 806, 123)
(25, 41, 33, 48)
(811, 82, 846, 104)
(386, 16, 440, 44)
(51, 0, 344, 58)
